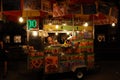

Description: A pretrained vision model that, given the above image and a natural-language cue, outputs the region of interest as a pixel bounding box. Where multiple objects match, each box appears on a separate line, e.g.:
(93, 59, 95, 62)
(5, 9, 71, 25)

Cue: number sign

(27, 20, 37, 30)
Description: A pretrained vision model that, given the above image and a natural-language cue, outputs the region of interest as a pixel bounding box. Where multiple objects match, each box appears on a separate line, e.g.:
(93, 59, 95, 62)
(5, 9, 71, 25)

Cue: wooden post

(4, 61, 7, 77)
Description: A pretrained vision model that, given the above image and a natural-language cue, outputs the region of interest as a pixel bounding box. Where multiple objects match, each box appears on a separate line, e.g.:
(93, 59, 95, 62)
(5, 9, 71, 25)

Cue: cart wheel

(74, 68, 86, 80)
(75, 71, 84, 79)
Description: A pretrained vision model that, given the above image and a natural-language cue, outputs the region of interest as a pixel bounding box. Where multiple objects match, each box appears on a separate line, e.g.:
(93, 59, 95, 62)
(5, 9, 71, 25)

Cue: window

(5, 35, 10, 43)
(14, 35, 21, 43)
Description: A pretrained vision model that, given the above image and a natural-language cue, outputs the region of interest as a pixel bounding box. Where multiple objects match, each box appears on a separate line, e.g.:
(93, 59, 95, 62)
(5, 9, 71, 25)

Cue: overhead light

(55, 32, 58, 35)
(83, 22, 88, 27)
(62, 23, 67, 26)
(48, 22, 52, 25)
(66, 32, 70, 35)
(56, 25, 59, 29)
(19, 17, 24, 23)
(111, 23, 115, 27)
(32, 31, 38, 37)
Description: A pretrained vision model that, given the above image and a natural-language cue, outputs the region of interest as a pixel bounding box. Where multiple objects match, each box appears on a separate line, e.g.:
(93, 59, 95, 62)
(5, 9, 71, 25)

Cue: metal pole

(0, 0, 3, 20)
(72, 14, 75, 36)
(93, 14, 95, 39)
(26, 10, 29, 44)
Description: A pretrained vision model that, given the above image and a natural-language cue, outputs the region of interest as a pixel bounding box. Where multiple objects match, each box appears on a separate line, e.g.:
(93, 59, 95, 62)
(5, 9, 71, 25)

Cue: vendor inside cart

(46, 36, 59, 45)
(47, 36, 54, 45)
(45, 33, 74, 46)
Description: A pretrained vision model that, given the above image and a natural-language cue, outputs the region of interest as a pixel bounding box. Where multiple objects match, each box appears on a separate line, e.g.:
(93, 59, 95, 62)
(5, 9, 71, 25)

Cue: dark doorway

(94, 24, 119, 61)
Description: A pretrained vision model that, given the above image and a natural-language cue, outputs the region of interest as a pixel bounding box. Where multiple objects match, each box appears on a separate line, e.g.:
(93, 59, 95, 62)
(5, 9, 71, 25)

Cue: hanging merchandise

(67, 1, 82, 14)
(23, 0, 41, 10)
(45, 56, 59, 73)
(41, 0, 52, 12)
(53, 2, 67, 17)
(110, 7, 118, 18)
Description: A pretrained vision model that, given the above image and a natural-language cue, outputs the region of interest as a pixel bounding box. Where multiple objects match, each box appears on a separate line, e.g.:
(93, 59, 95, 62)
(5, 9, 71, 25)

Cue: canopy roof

(0, 0, 118, 24)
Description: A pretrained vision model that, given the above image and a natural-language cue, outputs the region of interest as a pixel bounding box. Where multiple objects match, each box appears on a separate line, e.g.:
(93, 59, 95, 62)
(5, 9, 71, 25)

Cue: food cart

(27, 23, 95, 79)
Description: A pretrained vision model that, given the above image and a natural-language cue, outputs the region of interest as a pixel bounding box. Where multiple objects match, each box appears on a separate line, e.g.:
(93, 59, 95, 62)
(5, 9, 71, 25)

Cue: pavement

(1, 60, 120, 80)
(0, 60, 73, 80)
(1, 59, 120, 80)
(85, 60, 120, 80)
(0, 60, 44, 80)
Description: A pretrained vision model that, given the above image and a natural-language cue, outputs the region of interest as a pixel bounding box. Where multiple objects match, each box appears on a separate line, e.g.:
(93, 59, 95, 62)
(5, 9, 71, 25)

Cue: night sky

(3, 0, 20, 11)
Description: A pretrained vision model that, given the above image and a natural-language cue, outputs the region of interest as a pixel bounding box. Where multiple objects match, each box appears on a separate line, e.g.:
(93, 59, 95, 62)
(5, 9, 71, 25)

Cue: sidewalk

(0, 60, 72, 80)
(0, 60, 43, 80)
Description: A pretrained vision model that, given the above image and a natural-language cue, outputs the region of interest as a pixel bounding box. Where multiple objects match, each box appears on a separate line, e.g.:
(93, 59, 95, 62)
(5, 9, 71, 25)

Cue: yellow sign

(43, 24, 93, 31)
(22, 10, 40, 17)
(43, 25, 62, 31)
(78, 26, 93, 31)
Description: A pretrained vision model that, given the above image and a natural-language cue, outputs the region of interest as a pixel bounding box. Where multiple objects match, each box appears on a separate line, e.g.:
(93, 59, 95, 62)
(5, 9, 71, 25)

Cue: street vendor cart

(27, 24, 95, 79)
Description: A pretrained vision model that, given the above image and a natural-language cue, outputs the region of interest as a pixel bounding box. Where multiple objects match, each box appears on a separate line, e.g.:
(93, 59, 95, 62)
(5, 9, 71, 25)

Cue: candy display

(29, 58, 44, 69)
(45, 56, 59, 73)
(28, 46, 44, 70)
(59, 54, 85, 72)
